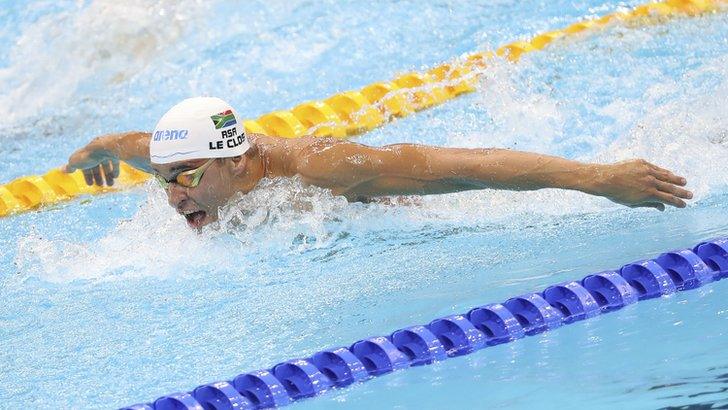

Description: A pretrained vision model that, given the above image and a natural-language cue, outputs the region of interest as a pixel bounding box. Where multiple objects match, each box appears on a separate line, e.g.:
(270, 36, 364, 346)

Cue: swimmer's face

(152, 158, 239, 229)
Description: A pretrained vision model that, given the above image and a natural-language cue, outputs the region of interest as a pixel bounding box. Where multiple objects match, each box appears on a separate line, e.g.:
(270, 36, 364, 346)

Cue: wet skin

(151, 155, 264, 229)
(66, 132, 693, 229)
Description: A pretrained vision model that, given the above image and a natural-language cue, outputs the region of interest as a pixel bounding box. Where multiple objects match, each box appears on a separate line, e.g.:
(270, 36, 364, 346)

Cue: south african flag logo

(211, 109, 237, 129)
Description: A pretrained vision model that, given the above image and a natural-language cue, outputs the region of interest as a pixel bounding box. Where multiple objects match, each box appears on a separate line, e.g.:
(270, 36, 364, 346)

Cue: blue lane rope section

(122, 237, 728, 410)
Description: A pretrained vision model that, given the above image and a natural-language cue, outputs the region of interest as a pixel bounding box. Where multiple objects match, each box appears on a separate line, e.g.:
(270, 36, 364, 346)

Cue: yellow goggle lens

(154, 159, 214, 189)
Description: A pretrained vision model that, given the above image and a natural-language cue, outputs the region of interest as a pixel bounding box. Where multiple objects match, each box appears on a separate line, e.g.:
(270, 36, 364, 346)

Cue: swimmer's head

(150, 97, 254, 229)
(150, 97, 250, 164)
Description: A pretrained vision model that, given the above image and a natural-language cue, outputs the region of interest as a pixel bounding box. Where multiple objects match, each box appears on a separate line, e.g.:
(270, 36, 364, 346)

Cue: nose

(166, 183, 189, 208)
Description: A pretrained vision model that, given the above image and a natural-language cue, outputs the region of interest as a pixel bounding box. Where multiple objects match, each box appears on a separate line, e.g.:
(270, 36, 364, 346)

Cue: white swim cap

(150, 97, 250, 164)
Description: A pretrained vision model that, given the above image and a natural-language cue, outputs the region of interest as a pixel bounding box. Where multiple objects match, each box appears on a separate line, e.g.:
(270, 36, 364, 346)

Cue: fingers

(111, 158, 120, 178)
(83, 169, 94, 186)
(653, 190, 687, 208)
(92, 166, 103, 186)
(72, 160, 119, 187)
(64, 158, 81, 174)
(81, 165, 119, 186)
(634, 187, 687, 211)
(642, 162, 692, 209)
(655, 180, 692, 199)
(648, 163, 687, 186)
(102, 160, 115, 186)
(65, 150, 90, 175)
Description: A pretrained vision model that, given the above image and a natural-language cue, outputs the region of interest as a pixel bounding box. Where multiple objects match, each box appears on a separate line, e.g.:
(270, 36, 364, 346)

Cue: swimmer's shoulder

(247, 133, 337, 148)
(251, 133, 344, 156)
(247, 133, 343, 174)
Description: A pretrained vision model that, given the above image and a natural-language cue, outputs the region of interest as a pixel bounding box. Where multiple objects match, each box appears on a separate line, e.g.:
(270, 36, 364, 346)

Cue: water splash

(10, 13, 728, 286)
(438, 18, 728, 215)
(594, 54, 728, 200)
(465, 58, 565, 153)
(13, 184, 223, 283)
(0, 0, 206, 123)
(212, 176, 353, 249)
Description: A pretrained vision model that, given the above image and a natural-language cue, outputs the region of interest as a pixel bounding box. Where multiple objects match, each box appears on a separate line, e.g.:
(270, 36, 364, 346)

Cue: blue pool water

(1, 1, 728, 409)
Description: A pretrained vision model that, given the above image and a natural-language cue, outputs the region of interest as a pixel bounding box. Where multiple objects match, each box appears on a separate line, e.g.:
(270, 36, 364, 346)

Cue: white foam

(213, 176, 353, 250)
(0, 0, 206, 122)
(12, 15, 728, 283)
(452, 58, 565, 153)
(435, 25, 728, 218)
(251, 31, 336, 73)
(14, 184, 224, 283)
(593, 54, 728, 200)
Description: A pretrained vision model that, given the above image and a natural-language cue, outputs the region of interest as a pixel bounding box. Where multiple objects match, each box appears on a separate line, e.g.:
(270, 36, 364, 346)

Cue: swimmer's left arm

(296, 140, 692, 210)
(65, 131, 153, 186)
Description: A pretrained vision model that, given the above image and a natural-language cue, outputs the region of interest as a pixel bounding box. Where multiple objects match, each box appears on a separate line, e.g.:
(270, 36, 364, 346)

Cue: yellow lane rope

(1, 0, 725, 218)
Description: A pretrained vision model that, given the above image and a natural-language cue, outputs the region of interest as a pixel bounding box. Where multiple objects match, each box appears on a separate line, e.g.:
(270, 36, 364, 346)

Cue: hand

(594, 159, 692, 211)
(64, 136, 121, 186)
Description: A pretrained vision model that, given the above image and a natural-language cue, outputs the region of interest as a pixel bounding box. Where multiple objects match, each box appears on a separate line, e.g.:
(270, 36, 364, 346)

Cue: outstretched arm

(294, 139, 692, 210)
(65, 131, 152, 185)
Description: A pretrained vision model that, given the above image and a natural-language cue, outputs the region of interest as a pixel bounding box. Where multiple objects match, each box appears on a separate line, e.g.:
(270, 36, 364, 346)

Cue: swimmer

(65, 97, 693, 229)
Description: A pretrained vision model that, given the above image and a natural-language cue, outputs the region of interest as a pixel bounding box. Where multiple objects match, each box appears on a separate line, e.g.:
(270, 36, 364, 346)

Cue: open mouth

(183, 210, 207, 228)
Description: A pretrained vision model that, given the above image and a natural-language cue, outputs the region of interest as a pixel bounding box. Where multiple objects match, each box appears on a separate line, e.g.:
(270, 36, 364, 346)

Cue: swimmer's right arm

(64, 131, 152, 186)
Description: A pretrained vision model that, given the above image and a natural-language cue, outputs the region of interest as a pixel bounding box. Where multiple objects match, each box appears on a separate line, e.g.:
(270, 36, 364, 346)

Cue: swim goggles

(154, 158, 215, 189)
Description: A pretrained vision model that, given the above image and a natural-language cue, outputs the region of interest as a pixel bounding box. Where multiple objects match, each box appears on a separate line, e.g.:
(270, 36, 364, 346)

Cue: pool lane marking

(122, 237, 728, 409)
